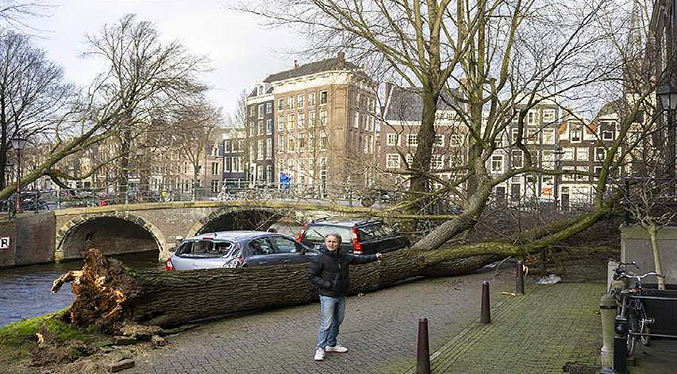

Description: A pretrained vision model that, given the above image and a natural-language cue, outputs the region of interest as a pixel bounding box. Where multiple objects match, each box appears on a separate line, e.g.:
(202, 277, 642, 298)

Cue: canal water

(0, 251, 163, 327)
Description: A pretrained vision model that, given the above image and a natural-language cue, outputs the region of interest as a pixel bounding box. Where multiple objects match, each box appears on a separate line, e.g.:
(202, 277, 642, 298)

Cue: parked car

(165, 231, 318, 271)
(296, 218, 410, 255)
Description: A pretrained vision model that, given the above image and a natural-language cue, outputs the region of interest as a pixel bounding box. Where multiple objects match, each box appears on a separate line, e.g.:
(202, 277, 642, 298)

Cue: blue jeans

(316, 295, 346, 349)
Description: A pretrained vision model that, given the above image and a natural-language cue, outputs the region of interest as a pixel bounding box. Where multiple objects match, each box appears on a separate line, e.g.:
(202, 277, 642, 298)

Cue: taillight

(352, 226, 362, 254)
(165, 258, 174, 271)
(296, 224, 308, 242)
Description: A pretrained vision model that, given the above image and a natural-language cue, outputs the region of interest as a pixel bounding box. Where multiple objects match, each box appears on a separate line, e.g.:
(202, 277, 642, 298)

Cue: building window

(526, 128, 538, 144)
(211, 162, 219, 175)
(278, 134, 285, 152)
(570, 125, 582, 142)
(297, 94, 305, 108)
(594, 166, 603, 180)
(562, 166, 575, 182)
(354, 111, 359, 128)
(288, 135, 295, 151)
(527, 110, 537, 125)
(542, 150, 554, 170)
(576, 147, 589, 161)
(249, 106, 255, 117)
(309, 111, 316, 127)
(511, 128, 520, 143)
(317, 132, 326, 149)
(266, 138, 273, 159)
(602, 129, 614, 140)
(267, 119, 273, 134)
(258, 104, 264, 119)
(542, 129, 555, 144)
(278, 115, 285, 131)
(320, 91, 328, 104)
(450, 134, 463, 147)
(298, 113, 305, 128)
(491, 155, 503, 172)
(266, 102, 272, 114)
(298, 133, 306, 150)
(407, 134, 418, 146)
(405, 154, 414, 166)
(211, 180, 219, 193)
(596, 147, 607, 161)
(278, 98, 284, 111)
(308, 133, 315, 150)
(257, 140, 264, 160)
(288, 114, 295, 127)
(309, 92, 316, 106)
(563, 147, 574, 161)
(431, 155, 444, 169)
(434, 135, 445, 147)
(387, 133, 399, 146)
(543, 109, 556, 122)
(287, 96, 294, 109)
(266, 165, 273, 182)
(320, 110, 327, 125)
(224, 157, 231, 172)
(258, 121, 265, 136)
(386, 154, 400, 169)
(512, 150, 523, 168)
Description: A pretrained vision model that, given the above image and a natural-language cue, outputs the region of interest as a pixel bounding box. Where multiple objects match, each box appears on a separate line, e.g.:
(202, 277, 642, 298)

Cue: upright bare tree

(0, 29, 73, 189)
(83, 14, 209, 198)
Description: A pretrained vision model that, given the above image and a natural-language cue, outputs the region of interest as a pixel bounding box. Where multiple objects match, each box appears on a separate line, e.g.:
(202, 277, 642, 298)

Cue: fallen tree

(52, 246, 510, 330)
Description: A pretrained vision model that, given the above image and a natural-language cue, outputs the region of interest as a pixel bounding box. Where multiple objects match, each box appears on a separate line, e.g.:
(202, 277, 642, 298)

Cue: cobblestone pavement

(404, 283, 606, 374)
(126, 267, 516, 374)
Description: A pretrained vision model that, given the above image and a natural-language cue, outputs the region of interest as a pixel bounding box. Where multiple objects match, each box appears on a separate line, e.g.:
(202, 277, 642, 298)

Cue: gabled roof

(384, 86, 460, 122)
(263, 54, 358, 83)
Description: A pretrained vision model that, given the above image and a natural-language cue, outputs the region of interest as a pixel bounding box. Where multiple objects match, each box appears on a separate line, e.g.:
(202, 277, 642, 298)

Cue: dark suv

(296, 219, 410, 255)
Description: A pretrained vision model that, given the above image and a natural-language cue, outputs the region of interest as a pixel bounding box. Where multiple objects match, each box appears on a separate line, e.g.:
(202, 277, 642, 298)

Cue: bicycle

(610, 262, 664, 356)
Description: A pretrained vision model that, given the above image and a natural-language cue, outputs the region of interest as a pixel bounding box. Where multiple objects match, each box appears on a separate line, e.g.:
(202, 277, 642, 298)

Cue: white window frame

(386, 154, 401, 169)
(297, 94, 305, 108)
(576, 147, 589, 161)
(434, 135, 445, 147)
(542, 129, 555, 144)
(491, 154, 504, 172)
(387, 133, 399, 146)
(407, 134, 418, 146)
(512, 150, 523, 168)
(596, 147, 607, 161)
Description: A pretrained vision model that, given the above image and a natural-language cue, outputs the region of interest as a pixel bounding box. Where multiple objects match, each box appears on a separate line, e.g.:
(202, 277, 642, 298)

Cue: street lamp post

(656, 84, 677, 181)
(11, 133, 28, 214)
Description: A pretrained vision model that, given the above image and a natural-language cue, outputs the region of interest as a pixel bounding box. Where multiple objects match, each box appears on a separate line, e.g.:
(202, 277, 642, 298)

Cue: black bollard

(516, 260, 525, 295)
(613, 314, 628, 374)
(481, 281, 491, 324)
(417, 318, 431, 374)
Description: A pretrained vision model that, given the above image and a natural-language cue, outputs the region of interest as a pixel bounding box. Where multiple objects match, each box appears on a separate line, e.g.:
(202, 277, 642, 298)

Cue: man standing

(308, 233, 382, 361)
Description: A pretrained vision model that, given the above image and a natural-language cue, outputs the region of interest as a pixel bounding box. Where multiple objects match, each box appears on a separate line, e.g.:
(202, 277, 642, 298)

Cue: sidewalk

(404, 283, 605, 374)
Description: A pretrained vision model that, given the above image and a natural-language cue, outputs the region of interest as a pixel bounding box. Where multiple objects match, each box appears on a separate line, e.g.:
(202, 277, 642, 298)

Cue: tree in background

(83, 14, 209, 199)
(0, 29, 74, 189)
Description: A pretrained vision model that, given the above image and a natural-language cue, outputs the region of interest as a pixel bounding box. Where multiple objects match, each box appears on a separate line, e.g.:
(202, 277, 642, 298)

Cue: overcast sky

(25, 0, 304, 123)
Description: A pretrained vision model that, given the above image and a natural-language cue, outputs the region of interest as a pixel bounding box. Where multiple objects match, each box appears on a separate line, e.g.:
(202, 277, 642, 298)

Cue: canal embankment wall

(0, 213, 55, 269)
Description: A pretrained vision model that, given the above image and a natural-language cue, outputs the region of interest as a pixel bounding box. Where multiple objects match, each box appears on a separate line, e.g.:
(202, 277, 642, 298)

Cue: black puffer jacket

(308, 246, 378, 297)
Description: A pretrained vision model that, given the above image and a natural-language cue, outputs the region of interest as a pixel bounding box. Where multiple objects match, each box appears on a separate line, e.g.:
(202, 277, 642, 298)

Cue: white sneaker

(314, 348, 325, 361)
(325, 344, 348, 353)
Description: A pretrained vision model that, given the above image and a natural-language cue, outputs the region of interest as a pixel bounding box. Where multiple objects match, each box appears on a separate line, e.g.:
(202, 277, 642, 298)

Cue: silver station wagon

(165, 231, 318, 271)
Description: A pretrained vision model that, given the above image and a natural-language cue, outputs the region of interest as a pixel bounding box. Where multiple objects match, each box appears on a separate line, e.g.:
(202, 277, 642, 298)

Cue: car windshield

(304, 225, 353, 244)
(177, 240, 234, 258)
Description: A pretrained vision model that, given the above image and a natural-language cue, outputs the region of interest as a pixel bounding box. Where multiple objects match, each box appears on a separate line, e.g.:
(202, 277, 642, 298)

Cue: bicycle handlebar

(620, 272, 666, 281)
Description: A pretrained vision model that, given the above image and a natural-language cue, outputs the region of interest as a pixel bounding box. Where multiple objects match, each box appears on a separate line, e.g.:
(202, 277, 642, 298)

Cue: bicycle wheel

(637, 302, 651, 347)
(626, 307, 638, 356)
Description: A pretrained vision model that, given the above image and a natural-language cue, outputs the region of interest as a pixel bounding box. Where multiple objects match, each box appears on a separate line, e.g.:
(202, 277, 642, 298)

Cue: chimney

(294, 60, 298, 68)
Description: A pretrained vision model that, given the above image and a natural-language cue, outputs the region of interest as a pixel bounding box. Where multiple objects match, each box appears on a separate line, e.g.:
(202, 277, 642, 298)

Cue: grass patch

(0, 310, 106, 366)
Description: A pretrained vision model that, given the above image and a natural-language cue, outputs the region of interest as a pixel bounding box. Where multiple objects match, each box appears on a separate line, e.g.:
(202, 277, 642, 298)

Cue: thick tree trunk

(54, 246, 512, 331)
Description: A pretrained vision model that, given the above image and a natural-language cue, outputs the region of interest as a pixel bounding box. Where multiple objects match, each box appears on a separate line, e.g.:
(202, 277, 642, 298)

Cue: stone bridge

(48, 200, 375, 263)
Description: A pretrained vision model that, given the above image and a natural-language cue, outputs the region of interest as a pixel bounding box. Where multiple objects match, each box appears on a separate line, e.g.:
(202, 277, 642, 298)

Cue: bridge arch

(187, 206, 284, 237)
(56, 212, 167, 261)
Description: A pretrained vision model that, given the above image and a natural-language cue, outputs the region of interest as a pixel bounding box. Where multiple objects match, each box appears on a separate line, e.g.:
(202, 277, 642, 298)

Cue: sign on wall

(0, 236, 10, 250)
